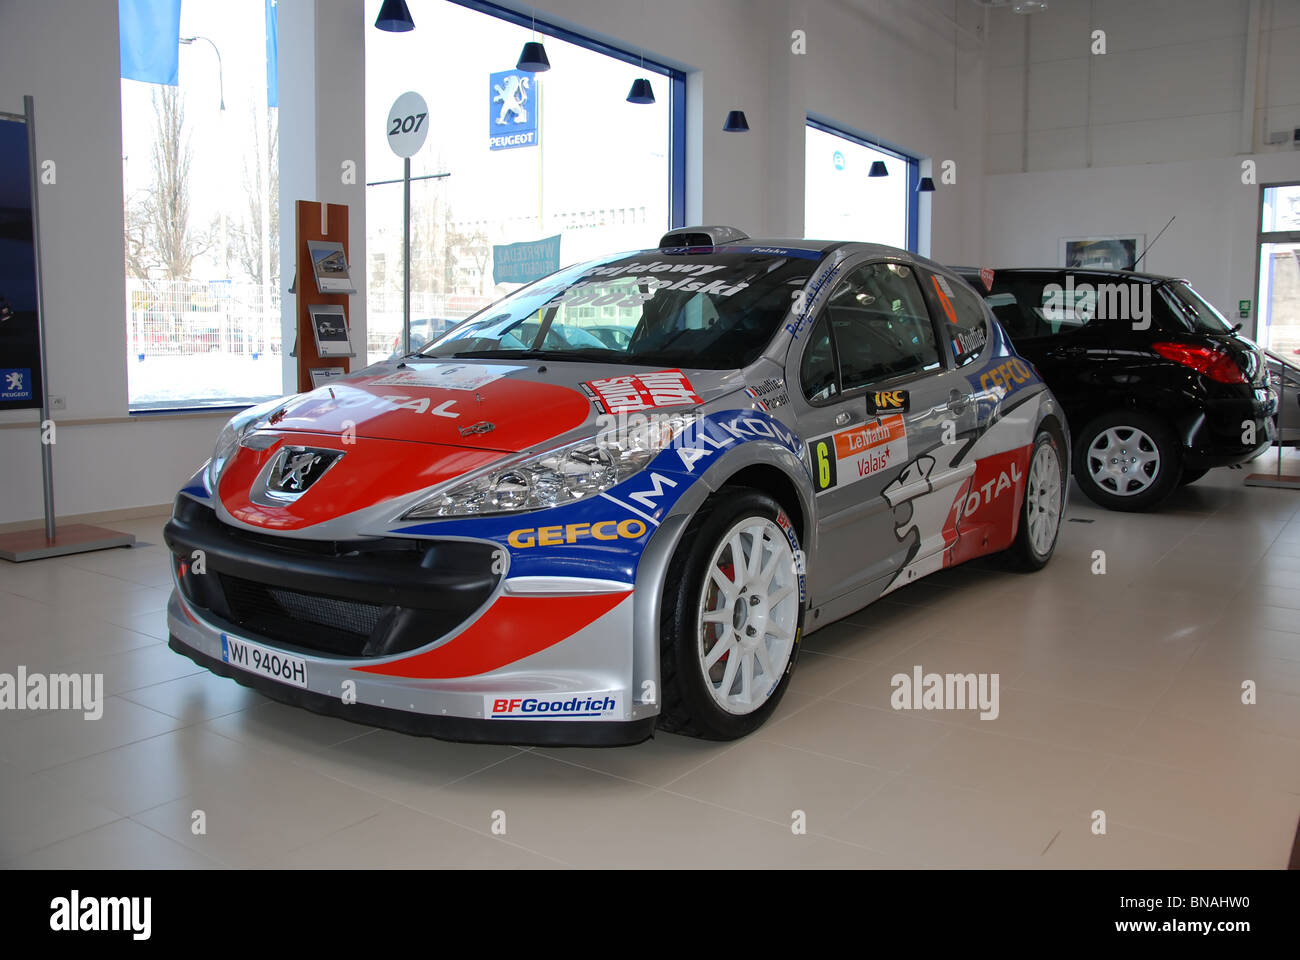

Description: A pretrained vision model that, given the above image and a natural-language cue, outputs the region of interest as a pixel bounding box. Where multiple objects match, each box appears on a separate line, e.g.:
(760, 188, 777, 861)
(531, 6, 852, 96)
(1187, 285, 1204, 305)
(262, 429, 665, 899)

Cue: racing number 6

(815, 441, 832, 490)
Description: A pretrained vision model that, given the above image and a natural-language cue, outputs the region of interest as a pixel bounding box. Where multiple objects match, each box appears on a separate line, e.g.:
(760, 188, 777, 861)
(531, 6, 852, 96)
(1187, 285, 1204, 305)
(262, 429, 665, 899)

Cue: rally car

(165, 227, 1069, 745)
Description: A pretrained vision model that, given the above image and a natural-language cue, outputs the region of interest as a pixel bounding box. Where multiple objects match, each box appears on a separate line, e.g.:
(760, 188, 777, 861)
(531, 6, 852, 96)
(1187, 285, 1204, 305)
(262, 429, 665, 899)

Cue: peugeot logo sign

(262, 446, 344, 501)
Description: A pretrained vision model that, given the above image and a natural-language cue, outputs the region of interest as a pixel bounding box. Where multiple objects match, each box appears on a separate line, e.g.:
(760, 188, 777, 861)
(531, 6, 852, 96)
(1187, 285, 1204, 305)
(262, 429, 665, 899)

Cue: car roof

(949, 265, 1184, 284)
(645, 238, 963, 275)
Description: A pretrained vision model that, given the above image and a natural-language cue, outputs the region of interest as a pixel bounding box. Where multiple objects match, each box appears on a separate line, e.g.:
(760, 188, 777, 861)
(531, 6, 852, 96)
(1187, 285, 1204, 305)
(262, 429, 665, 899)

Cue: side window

(824, 261, 940, 391)
(933, 275, 989, 367)
(800, 316, 838, 403)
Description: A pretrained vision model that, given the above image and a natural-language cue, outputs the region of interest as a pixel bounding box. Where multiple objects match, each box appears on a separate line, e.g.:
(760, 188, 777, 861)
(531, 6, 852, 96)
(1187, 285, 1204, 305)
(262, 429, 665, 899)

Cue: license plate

(221, 633, 308, 689)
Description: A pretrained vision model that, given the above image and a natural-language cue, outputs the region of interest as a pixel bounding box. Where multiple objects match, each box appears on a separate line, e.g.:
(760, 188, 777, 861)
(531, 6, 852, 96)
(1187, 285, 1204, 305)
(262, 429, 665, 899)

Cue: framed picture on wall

(1059, 235, 1145, 271)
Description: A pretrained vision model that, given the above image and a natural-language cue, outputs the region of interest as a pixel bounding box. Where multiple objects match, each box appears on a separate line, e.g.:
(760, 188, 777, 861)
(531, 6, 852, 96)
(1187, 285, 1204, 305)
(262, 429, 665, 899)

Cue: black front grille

(167, 497, 502, 660)
(219, 575, 385, 656)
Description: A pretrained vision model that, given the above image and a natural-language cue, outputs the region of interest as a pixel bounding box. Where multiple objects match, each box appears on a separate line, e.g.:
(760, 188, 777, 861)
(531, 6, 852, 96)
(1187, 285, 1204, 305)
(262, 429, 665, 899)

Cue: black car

(954, 268, 1275, 510)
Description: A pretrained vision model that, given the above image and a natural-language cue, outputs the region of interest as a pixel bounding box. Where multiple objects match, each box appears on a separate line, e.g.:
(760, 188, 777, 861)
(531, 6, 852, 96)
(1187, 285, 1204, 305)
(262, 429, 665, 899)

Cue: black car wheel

(1073, 411, 1182, 511)
(657, 488, 804, 740)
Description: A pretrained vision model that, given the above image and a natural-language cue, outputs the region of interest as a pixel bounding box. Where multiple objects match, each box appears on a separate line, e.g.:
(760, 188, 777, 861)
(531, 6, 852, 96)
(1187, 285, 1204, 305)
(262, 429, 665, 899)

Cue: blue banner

(0, 118, 42, 410)
(266, 0, 279, 108)
(488, 70, 539, 151)
(119, 0, 182, 86)
(493, 235, 561, 285)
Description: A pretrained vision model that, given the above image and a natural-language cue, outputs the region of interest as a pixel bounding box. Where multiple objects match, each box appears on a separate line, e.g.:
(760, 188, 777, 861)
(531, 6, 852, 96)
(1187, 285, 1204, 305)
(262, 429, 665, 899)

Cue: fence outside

(126, 278, 281, 358)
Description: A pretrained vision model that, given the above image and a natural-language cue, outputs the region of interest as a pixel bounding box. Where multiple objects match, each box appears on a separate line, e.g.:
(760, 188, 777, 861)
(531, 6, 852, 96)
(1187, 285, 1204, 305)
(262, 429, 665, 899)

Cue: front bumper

(167, 632, 653, 746)
(164, 498, 652, 746)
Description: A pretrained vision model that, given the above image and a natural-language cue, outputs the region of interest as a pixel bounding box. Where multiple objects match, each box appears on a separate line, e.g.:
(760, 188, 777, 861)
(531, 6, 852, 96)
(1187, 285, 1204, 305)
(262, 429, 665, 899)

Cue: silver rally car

(166, 227, 1069, 745)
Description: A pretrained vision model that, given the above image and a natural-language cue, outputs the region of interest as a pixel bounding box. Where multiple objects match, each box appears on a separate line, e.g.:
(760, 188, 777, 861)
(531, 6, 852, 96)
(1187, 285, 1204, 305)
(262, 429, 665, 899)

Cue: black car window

(800, 316, 838, 403)
(928, 272, 988, 366)
(824, 261, 940, 391)
(1158, 282, 1234, 334)
(976, 275, 1095, 339)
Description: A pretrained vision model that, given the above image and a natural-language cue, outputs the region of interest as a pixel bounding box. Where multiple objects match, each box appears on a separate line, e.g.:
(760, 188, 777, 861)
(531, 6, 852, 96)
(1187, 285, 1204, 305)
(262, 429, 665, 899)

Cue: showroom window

(120, 0, 281, 411)
(804, 119, 919, 251)
(1256, 182, 1300, 356)
(364, 0, 686, 364)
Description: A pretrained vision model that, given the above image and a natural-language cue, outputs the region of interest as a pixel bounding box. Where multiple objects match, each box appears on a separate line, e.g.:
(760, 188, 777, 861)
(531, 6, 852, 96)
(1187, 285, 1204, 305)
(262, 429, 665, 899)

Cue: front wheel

(1073, 411, 1182, 511)
(658, 488, 805, 740)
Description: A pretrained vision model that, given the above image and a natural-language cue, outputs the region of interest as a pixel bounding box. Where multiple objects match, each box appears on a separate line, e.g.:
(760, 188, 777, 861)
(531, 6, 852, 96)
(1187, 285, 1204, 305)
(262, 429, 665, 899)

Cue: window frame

(450, 0, 687, 228)
(797, 256, 949, 408)
(805, 116, 921, 253)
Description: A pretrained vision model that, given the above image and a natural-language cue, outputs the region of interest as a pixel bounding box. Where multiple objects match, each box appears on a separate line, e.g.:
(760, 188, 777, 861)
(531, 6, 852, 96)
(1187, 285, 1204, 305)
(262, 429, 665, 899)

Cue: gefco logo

(507, 519, 646, 548)
(487, 694, 620, 719)
(977, 357, 1035, 399)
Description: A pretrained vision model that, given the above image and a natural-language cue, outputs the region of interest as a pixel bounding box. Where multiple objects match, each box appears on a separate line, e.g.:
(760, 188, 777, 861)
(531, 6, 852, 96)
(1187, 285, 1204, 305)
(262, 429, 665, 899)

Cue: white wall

(0, 0, 988, 526)
(986, 0, 1300, 174)
(984, 151, 1300, 331)
(981, 0, 1300, 336)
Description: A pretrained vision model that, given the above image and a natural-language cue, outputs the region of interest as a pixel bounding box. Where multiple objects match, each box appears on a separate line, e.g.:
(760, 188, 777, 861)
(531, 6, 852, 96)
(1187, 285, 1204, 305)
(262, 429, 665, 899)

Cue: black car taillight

(1151, 342, 1247, 384)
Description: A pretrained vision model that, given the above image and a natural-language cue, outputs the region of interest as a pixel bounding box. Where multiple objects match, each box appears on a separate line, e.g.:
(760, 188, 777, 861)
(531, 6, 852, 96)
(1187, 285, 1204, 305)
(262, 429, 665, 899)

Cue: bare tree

(122, 86, 208, 281)
(231, 111, 279, 285)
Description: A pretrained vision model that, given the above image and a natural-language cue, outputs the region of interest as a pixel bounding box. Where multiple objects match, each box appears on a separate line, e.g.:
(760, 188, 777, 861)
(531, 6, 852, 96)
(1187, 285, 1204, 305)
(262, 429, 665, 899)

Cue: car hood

(255, 359, 739, 453)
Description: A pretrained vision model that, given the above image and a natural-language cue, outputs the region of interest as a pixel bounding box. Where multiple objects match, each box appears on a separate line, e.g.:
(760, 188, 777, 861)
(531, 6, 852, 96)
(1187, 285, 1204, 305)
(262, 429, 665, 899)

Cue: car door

(984, 271, 1114, 420)
(785, 258, 955, 603)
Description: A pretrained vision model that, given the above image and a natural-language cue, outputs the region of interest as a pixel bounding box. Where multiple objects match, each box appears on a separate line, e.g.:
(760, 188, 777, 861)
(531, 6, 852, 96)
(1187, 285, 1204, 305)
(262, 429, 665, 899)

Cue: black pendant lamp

(868, 160, 889, 177)
(723, 110, 749, 132)
(917, 176, 936, 192)
(374, 0, 414, 32)
(627, 78, 655, 104)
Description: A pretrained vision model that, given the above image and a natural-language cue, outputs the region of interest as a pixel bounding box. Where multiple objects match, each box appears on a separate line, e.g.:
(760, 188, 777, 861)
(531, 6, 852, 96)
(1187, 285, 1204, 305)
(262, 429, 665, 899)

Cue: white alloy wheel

(1025, 440, 1063, 555)
(695, 516, 800, 715)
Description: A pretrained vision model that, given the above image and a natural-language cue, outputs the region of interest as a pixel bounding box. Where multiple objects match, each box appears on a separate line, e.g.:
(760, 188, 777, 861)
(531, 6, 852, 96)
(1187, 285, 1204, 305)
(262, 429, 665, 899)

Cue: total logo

(486, 693, 621, 720)
(507, 519, 647, 548)
(957, 461, 1022, 518)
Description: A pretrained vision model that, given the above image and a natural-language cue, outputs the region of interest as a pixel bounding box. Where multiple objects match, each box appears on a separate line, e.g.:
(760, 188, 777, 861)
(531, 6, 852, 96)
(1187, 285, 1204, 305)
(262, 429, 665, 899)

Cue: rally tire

(1073, 410, 1182, 512)
(657, 488, 804, 740)
(1005, 427, 1066, 571)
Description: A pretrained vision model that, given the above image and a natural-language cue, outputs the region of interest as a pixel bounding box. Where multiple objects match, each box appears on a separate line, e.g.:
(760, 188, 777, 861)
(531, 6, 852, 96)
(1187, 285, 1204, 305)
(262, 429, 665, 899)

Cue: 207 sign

(386, 91, 430, 158)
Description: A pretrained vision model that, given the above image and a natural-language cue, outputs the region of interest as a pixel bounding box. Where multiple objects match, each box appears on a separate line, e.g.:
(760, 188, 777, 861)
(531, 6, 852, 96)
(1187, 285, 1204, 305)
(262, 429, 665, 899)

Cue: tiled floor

(3, 458, 1300, 868)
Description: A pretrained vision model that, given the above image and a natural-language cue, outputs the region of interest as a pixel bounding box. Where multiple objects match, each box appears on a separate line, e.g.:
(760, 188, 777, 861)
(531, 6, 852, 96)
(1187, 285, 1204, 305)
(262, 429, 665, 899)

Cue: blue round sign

(832, 150, 845, 171)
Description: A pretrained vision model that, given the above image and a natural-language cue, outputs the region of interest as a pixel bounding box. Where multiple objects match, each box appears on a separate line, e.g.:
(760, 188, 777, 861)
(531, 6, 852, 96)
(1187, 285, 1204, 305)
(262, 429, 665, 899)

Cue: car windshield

(418, 247, 824, 369)
(1158, 281, 1234, 334)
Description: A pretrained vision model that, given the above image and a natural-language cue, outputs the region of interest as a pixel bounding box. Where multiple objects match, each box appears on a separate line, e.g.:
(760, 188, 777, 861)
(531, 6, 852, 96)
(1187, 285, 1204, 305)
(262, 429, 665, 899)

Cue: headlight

(206, 396, 296, 491)
(403, 414, 697, 519)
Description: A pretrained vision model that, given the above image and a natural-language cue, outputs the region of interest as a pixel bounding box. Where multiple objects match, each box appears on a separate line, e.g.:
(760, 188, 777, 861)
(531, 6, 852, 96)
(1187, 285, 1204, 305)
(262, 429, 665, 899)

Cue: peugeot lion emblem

(262, 446, 343, 501)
